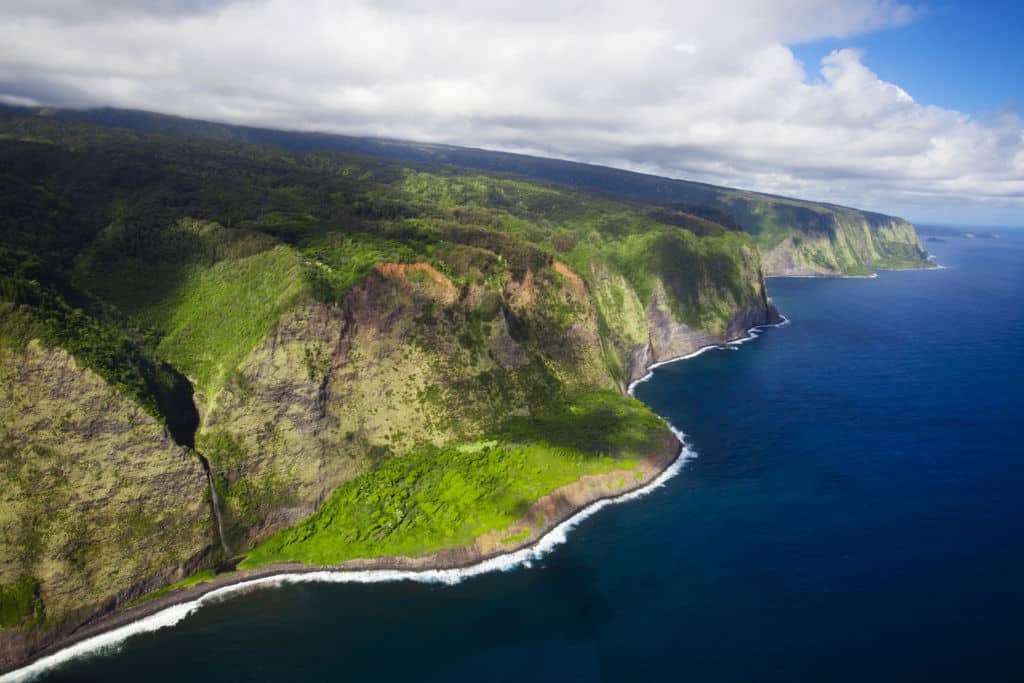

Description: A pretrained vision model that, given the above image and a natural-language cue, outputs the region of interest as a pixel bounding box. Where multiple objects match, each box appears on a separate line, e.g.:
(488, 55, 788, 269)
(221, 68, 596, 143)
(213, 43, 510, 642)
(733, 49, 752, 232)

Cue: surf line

(627, 315, 790, 395)
(1, 316, 789, 683)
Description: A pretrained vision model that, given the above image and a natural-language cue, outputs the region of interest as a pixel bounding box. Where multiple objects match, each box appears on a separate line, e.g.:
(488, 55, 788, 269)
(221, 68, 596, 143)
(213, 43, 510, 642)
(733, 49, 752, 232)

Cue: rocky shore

(1, 431, 682, 679)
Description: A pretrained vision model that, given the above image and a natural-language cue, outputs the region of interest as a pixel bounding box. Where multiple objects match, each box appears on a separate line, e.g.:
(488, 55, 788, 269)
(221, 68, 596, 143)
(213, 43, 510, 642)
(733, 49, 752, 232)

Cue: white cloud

(0, 93, 40, 107)
(0, 0, 1020, 224)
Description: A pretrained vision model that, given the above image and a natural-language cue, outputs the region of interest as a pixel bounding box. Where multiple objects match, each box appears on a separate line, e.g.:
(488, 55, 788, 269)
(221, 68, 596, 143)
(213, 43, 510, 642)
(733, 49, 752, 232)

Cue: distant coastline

(766, 263, 941, 280)
(766, 273, 878, 279)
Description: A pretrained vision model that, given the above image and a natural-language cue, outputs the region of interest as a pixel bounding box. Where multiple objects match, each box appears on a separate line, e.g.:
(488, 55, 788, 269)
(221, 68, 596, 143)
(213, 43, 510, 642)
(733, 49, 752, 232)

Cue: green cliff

(0, 107, 787, 671)
(742, 200, 930, 276)
(0, 341, 211, 664)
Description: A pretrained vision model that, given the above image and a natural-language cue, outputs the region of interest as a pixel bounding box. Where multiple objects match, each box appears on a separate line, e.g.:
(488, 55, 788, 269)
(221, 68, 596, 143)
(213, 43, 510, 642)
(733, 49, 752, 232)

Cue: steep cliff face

(625, 282, 781, 383)
(0, 342, 212, 666)
(759, 210, 930, 276)
(576, 236, 780, 384)
(194, 257, 620, 550)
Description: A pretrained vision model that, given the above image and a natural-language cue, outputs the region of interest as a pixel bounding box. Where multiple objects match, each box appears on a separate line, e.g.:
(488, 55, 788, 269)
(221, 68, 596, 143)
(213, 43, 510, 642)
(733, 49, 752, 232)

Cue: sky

(0, 1, 1020, 225)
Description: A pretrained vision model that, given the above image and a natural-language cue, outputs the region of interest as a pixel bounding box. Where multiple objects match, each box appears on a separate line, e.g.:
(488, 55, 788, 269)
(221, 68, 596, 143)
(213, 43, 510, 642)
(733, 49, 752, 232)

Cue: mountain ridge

(2, 103, 932, 277)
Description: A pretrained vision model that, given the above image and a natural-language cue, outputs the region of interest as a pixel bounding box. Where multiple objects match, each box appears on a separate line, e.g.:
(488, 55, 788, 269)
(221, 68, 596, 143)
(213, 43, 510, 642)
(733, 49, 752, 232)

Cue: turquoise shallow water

(30, 230, 1024, 682)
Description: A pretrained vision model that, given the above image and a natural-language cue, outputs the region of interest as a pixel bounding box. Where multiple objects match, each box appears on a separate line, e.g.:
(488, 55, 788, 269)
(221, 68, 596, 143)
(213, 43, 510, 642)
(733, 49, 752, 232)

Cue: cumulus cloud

(0, 0, 1019, 223)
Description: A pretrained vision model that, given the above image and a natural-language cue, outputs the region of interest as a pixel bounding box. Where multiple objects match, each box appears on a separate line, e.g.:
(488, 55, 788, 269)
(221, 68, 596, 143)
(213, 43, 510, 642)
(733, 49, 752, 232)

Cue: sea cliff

(0, 105, 915, 675)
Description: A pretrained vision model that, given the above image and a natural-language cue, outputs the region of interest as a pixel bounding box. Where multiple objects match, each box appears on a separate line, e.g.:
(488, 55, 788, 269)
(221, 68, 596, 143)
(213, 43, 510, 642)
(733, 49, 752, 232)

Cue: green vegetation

(873, 257, 934, 270)
(0, 109, 758, 421)
(0, 577, 42, 628)
(24, 105, 929, 277)
(0, 110, 763, 606)
(138, 246, 304, 398)
(0, 340, 211, 639)
(501, 528, 532, 545)
(723, 197, 825, 251)
(0, 246, 184, 424)
(0, 109, 770, 407)
(241, 390, 664, 566)
(587, 228, 760, 334)
(301, 232, 425, 305)
(2, 103, 894, 656)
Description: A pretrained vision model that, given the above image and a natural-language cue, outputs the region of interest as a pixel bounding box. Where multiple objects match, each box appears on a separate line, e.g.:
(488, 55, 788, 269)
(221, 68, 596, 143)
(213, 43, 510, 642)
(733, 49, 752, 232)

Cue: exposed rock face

(726, 305, 783, 338)
(625, 288, 781, 384)
(374, 262, 459, 304)
(0, 342, 212, 670)
(195, 243, 782, 550)
(644, 281, 719, 364)
(601, 240, 781, 385)
(762, 236, 818, 277)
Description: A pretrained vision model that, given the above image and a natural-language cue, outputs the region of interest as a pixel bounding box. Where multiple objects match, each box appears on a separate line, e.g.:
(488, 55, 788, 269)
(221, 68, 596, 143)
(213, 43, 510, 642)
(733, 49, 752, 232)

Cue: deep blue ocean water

(34, 230, 1024, 682)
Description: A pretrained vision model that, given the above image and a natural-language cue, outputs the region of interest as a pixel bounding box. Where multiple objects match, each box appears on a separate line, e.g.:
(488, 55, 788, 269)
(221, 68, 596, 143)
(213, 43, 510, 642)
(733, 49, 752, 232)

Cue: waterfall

(199, 455, 230, 555)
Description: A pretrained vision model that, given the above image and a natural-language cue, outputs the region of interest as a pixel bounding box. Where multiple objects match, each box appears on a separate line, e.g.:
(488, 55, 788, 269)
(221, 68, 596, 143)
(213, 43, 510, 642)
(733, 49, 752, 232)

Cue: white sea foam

(767, 273, 878, 279)
(2, 316, 786, 683)
(626, 315, 789, 395)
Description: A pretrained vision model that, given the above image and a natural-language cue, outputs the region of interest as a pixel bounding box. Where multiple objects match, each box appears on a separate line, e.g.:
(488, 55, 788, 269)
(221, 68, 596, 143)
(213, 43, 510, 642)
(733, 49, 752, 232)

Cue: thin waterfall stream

(198, 454, 230, 555)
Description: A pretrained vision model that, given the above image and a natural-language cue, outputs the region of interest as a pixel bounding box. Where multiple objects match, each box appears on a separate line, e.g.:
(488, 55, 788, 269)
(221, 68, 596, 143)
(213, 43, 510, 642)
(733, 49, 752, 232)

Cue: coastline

(766, 273, 879, 279)
(1, 442, 687, 682)
(764, 260, 941, 279)
(0, 317, 788, 682)
(627, 315, 790, 395)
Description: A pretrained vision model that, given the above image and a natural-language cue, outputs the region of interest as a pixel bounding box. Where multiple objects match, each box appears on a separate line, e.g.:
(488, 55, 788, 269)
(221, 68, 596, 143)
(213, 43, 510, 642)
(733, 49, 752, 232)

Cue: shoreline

(1, 317, 788, 682)
(1, 442, 687, 682)
(627, 315, 790, 395)
(766, 273, 878, 279)
(764, 266, 946, 282)
(764, 260, 941, 280)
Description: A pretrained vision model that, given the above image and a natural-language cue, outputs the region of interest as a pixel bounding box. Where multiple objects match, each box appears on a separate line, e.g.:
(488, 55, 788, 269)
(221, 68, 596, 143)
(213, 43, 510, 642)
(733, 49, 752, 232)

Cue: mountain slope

(0, 340, 211, 666)
(0, 109, 782, 671)
(33, 105, 932, 276)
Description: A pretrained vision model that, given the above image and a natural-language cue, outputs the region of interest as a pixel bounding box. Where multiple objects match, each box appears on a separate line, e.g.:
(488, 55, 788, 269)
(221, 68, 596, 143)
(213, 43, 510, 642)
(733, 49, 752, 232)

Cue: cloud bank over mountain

(1, 0, 1020, 223)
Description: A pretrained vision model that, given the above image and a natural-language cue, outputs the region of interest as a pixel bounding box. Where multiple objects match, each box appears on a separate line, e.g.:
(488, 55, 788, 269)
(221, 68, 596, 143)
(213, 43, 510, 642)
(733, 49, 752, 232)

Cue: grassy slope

(139, 246, 305, 401)
(242, 390, 664, 566)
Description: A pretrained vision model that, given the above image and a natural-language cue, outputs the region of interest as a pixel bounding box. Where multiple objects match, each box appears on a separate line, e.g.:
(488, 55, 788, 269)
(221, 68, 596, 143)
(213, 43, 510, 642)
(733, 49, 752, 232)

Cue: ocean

(27, 229, 1024, 682)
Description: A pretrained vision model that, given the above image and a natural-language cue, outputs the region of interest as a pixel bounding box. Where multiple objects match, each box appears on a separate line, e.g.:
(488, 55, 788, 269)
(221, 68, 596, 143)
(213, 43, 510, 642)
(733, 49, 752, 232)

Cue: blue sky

(793, 2, 1022, 118)
(0, 1, 1020, 225)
